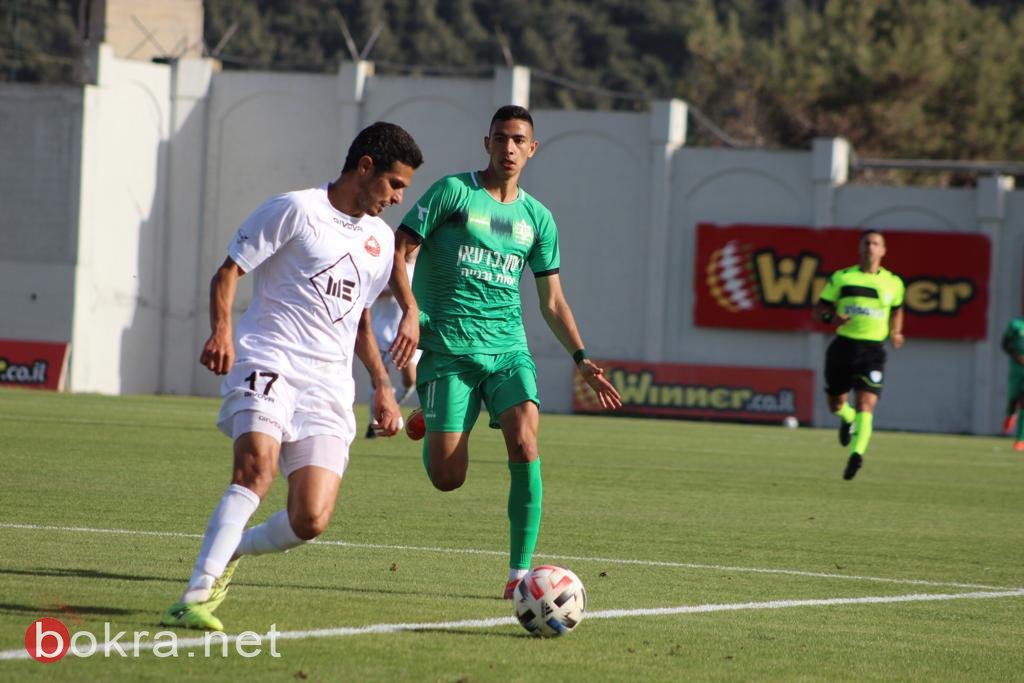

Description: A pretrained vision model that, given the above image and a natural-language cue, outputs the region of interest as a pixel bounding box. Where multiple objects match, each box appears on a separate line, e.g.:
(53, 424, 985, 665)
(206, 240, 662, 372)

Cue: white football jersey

(227, 183, 394, 373)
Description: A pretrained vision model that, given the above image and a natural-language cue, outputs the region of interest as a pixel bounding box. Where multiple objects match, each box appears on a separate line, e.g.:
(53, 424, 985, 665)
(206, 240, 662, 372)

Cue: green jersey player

(814, 230, 905, 480)
(386, 105, 622, 598)
(1001, 316, 1024, 450)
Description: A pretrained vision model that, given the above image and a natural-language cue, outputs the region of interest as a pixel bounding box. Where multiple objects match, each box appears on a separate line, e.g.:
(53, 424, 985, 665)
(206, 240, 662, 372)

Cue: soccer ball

(512, 565, 587, 637)
(405, 408, 426, 440)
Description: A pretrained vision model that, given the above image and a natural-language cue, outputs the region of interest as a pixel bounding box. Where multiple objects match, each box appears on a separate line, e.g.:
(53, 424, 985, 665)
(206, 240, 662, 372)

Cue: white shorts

(217, 359, 356, 445)
(229, 412, 349, 478)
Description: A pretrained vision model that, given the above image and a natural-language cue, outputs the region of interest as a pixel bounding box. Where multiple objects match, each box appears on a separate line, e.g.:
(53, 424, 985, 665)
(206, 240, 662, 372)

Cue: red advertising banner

(694, 223, 990, 340)
(572, 359, 814, 423)
(0, 340, 70, 391)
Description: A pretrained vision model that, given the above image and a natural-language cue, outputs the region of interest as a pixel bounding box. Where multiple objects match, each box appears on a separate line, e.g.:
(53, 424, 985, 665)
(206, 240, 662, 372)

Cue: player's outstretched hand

(370, 387, 403, 437)
(388, 311, 420, 369)
(199, 332, 234, 375)
(578, 360, 622, 410)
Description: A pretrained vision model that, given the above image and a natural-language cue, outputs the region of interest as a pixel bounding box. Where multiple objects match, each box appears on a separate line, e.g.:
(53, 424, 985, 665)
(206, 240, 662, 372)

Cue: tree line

(5, 0, 1023, 181)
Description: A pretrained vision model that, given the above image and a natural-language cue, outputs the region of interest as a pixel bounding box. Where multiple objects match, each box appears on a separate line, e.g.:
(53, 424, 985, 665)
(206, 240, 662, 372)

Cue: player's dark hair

(490, 105, 534, 131)
(860, 229, 884, 240)
(342, 122, 423, 174)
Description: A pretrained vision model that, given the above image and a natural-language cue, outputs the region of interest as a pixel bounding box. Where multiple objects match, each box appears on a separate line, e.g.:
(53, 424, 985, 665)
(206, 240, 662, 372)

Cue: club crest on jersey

(512, 219, 533, 245)
(310, 253, 362, 323)
(364, 236, 381, 257)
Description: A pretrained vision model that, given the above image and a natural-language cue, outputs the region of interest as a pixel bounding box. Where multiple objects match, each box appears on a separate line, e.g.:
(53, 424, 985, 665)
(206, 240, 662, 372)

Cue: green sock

(1017, 409, 1024, 440)
(851, 411, 873, 455)
(835, 403, 856, 424)
(421, 439, 431, 477)
(508, 459, 543, 571)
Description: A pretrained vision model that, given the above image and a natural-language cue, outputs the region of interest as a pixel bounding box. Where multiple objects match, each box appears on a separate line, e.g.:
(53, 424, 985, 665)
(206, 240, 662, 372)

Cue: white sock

(235, 509, 305, 556)
(182, 484, 260, 602)
(508, 568, 529, 582)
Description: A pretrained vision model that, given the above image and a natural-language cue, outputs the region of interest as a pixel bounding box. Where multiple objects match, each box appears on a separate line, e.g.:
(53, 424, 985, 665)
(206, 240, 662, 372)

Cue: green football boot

(203, 558, 240, 612)
(160, 602, 224, 631)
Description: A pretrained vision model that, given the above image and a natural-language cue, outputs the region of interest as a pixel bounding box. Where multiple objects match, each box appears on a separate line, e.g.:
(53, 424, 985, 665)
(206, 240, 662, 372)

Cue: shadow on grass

(1, 566, 513, 610)
(238, 578, 510, 603)
(410, 628, 531, 639)
(0, 567, 170, 622)
(0, 566, 177, 584)
(0, 602, 137, 617)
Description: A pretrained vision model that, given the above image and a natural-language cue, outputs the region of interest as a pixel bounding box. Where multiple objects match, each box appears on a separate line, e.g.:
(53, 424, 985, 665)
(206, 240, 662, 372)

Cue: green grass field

(1, 387, 1022, 681)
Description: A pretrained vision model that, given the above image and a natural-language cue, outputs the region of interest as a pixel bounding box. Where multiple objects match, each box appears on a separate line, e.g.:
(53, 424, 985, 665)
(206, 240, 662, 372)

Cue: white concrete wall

(0, 85, 82, 344)
(160, 56, 215, 395)
(2, 47, 1021, 434)
(72, 45, 170, 394)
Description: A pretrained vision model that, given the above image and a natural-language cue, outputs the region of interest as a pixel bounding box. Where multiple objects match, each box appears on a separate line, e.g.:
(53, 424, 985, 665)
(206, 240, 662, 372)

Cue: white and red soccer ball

(512, 565, 587, 637)
(405, 408, 426, 440)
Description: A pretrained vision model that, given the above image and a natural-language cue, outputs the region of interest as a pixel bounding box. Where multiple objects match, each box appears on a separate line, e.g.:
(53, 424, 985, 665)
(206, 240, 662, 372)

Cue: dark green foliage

(4, 1, 1024, 169)
(2, 0, 83, 83)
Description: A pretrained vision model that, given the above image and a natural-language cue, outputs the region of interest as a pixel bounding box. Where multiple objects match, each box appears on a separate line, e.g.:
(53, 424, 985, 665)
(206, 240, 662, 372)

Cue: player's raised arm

(387, 229, 421, 368)
(199, 256, 245, 375)
(534, 274, 621, 410)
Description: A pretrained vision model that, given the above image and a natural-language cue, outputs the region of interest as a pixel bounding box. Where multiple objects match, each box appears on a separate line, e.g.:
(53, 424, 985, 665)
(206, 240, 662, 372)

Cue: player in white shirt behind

(366, 251, 421, 437)
(161, 122, 423, 631)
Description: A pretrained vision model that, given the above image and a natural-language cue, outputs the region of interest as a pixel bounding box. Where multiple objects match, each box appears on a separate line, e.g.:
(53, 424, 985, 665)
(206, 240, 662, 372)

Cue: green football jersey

(1004, 316, 1024, 356)
(818, 265, 905, 342)
(399, 172, 560, 354)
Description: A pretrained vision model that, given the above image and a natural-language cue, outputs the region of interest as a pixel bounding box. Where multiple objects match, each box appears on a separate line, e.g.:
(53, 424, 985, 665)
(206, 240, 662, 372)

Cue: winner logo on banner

(694, 223, 990, 340)
(573, 359, 814, 424)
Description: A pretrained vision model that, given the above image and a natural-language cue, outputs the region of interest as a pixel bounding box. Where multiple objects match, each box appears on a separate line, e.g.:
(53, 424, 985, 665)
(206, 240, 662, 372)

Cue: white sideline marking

(0, 522, 1012, 591)
(1, 589, 1022, 661)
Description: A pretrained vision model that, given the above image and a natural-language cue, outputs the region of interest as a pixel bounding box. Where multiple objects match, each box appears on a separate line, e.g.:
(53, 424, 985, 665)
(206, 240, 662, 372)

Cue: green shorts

(1010, 364, 1024, 402)
(416, 349, 540, 432)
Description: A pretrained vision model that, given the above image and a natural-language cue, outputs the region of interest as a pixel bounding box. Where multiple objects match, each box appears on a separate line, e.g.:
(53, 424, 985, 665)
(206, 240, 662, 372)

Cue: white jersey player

(161, 122, 423, 631)
(220, 186, 393, 444)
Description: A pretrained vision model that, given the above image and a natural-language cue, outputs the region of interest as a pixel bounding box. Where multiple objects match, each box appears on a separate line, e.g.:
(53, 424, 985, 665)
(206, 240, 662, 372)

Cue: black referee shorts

(824, 335, 888, 397)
